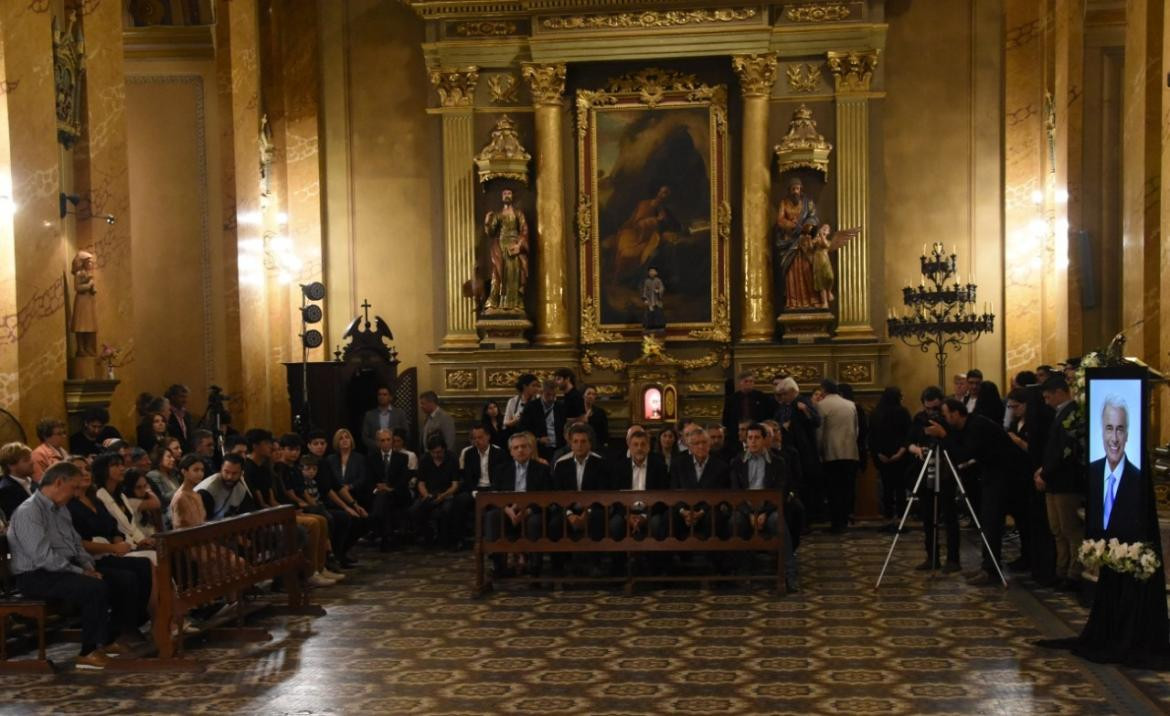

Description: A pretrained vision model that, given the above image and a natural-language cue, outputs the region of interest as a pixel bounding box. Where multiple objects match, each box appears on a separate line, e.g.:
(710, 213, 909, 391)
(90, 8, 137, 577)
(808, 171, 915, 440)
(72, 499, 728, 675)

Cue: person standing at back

(815, 379, 858, 534)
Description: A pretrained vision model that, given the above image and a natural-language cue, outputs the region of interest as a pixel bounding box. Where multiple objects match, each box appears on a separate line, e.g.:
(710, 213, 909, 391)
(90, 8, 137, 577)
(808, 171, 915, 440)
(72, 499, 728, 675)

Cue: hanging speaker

(301, 304, 323, 324)
(302, 329, 324, 349)
(301, 282, 326, 301)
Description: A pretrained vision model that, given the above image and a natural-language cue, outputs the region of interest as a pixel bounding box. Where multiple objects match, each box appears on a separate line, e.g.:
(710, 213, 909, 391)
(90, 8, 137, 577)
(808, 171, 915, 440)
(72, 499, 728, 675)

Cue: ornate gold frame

(576, 68, 731, 344)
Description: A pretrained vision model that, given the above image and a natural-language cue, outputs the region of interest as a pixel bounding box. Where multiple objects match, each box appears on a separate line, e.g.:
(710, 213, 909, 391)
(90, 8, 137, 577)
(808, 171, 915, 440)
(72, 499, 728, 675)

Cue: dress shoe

(942, 562, 962, 574)
(76, 651, 110, 670)
(915, 560, 940, 571)
(966, 571, 993, 586)
(962, 568, 985, 580)
(321, 569, 345, 581)
(307, 573, 337, 587)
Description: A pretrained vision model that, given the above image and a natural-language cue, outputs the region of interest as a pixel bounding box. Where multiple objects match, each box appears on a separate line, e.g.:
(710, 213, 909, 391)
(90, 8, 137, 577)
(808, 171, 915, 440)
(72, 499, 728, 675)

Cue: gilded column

(522, 63, 572, 346)
(431, 66, 480, 349)
(0, 5, 67, 432)
(1121, 0, 1163, 369)
(732, 54, 779, 343)
(827, 50, 880, 340)
(76, 1, 136, 425)
(217, 0, 270, 429)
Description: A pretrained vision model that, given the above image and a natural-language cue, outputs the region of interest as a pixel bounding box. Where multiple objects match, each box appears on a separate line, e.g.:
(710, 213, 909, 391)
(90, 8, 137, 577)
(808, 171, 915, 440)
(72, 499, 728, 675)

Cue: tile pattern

(4, 528, 1170, 715)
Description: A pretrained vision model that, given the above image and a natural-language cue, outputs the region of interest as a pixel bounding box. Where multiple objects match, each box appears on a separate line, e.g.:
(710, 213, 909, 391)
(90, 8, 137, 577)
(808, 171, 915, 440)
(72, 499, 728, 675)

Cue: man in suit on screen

(1086, 394, 1144, 542)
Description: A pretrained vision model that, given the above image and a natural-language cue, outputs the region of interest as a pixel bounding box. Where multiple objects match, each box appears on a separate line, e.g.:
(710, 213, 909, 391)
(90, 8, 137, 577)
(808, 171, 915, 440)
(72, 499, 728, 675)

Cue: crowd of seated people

(0, 360, 1097, 670)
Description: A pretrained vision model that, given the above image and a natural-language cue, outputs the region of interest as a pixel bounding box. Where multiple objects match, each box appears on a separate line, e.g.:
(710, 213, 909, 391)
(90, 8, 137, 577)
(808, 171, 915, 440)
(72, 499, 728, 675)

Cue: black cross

(361, 299, 372, 328)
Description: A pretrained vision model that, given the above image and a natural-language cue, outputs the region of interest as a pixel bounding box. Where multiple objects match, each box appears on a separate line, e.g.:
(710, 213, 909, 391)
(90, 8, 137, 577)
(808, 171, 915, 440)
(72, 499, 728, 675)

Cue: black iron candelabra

(887, 242, 995, 389)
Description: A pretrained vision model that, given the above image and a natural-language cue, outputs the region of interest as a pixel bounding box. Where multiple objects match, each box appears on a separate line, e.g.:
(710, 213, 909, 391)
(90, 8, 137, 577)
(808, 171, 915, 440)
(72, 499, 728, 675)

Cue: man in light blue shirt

(7, 462, 138, 669)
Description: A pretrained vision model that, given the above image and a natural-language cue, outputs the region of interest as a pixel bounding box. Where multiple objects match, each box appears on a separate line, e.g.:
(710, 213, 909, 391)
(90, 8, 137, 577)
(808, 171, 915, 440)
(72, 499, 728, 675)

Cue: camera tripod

(874, 444, 1008, 589)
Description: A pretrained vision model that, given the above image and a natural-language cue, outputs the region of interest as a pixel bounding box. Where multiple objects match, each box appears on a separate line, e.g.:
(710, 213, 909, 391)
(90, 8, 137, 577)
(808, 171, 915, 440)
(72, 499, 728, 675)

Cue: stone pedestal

(777, 310, 834, 344)
(476, 311, 533, 349)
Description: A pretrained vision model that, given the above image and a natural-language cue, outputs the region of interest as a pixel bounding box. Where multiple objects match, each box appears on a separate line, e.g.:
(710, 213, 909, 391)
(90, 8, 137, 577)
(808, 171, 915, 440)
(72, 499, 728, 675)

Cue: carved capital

(825, 50, 880, 93)
(521, 63, 567, 106)
(731, 54, 779, 98)
(428, 65, 480, 107)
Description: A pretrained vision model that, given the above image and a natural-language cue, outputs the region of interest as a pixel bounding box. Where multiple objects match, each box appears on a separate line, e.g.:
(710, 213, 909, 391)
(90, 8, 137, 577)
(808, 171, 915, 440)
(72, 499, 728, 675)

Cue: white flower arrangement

(1079, 538, 1163, 581)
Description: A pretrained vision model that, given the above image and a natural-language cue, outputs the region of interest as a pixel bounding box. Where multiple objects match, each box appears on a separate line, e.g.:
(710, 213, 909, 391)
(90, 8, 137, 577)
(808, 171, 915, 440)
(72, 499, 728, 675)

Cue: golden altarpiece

(412, 0, 891, 433)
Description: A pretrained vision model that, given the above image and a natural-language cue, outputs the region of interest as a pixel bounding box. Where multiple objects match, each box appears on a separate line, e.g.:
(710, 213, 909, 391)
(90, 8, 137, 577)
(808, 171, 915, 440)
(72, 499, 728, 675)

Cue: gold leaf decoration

(576, 194, 592, 244)
(786, 63, 823, 94)
(542, 8, 757, 31)
(580, 297, 622, 344)
(452, 21, 518, 37)
(688, 296, 731, 343)
(445, 369, 476, 390)
(428, 66, 479, 107)
(486, 73, 520, 104)
(839, 362, 873, 384)
(785, 3, 852, 23)
(826, 49, 880, 92)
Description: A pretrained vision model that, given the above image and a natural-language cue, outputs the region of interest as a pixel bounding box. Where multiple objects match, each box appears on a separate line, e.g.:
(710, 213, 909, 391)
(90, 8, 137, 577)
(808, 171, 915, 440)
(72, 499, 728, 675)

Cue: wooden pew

(0, 534, 53, 673)
(151, 505, 321, 665)
(474, 489, 786, 594)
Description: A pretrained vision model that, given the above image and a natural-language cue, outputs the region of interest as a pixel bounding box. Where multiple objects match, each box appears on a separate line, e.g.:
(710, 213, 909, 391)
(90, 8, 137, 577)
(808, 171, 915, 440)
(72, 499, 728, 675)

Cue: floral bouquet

(1079, 538, 1163, 581)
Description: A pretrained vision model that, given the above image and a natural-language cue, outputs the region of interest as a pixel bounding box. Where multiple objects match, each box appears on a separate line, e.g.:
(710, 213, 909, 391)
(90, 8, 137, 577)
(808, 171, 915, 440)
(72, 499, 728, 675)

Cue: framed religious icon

(576, 69, 731, 344)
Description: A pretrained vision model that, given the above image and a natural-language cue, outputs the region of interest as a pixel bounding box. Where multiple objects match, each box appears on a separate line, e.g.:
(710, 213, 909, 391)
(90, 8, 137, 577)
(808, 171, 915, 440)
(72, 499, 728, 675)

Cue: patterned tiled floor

(3, 527, 1169, 715)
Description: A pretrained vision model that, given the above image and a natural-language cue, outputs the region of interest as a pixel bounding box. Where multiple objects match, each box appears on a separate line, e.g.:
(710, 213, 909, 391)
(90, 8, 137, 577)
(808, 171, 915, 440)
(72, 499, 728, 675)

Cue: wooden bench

(474, 489, 787, 594)
(151, 505, 323, 666)
(0, 534, 53, 673)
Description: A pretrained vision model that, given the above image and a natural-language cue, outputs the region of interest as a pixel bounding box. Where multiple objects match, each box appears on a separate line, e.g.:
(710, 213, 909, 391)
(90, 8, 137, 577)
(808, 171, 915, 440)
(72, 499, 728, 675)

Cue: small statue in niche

(640, 266, 665, 333)
(483, 188, 529, 313)
(70, 251, 97, 376)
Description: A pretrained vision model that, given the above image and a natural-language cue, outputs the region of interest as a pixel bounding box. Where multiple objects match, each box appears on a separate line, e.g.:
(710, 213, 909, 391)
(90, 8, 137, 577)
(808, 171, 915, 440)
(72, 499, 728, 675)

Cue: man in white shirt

(608, 429, 669, 541)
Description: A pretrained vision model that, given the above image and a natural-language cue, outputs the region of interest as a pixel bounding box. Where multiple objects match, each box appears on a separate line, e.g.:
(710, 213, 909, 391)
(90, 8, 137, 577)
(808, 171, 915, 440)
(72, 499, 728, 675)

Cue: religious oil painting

(577, 69, 730, 343)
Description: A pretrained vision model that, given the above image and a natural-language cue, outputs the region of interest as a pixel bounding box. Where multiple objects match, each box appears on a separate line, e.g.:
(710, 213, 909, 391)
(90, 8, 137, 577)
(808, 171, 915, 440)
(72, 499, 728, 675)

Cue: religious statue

(780, 222, 860, 310)
(774, 177, 818, 249)
(640, 266, 665, 333)
(483, 188, 529, 313)
(259, 113, 275, 201)
(70, 251, 97, 378)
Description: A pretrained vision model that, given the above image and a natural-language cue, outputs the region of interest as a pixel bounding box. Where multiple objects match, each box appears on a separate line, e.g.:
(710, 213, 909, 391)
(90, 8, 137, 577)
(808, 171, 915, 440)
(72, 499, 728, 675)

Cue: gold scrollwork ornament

(839, 362, 873, 384)
(580, 297, 622, 344)
(786, 63, 823, 94)
(785, 3, 853, 23)
(445, 369, 476, 390)
(541, 8, 758, 31)
(486, 73, 520, 104)
(826, 49, 880, 93)
(576, 194, 592, 244)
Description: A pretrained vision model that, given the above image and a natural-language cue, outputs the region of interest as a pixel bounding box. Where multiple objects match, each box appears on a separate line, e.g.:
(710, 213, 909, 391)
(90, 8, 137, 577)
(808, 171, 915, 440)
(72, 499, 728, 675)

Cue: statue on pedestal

(640, 266, 665, 333)
(69, 250, 98, 379)
(483, 188, 529, 314)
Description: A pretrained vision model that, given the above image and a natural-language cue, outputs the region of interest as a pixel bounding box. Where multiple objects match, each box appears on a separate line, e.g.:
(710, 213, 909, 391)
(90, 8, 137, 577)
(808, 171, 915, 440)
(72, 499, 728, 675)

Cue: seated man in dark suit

(730, 423, 789, 539)
(520, 380, 567, 462)
(485, 432, 551, 575)
(609, 428, 670, 541)
(1086, 395, 1144, 542)
(456, 424, 509, 547)
(0, 442, 36, 521)
(410, 435, 461, 548)
(365, 428, 412, 550)
(669, 428, 731, 539)
(553, 424, 609, 539)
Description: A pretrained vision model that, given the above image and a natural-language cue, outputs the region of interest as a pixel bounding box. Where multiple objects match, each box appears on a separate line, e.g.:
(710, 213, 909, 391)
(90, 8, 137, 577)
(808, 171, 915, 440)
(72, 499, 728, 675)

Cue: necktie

(1103, 474, 1117, 529)
(384, 453, 392, 479)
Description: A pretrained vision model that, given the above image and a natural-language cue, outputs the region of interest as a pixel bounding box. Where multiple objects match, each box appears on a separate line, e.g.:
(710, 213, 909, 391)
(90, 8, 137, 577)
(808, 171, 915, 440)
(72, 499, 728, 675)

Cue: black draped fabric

(1038, 447, 1170, 669)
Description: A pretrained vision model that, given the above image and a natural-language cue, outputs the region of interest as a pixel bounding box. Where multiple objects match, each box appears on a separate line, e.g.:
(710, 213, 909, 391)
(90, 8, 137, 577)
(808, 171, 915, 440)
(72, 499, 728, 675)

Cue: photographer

(906, 386, 960, 572)
(924, 398, 1030, 586)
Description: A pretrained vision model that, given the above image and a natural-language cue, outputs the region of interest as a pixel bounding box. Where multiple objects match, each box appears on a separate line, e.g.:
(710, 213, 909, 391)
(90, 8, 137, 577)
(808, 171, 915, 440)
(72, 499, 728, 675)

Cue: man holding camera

(906, 386, 961, 572)
(924, 398, 1030, 586)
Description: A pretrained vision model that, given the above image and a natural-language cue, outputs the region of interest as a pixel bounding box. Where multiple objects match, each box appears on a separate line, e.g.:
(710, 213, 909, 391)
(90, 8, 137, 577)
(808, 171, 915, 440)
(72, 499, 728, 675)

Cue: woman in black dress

(654, 427, 682, 473)
(481, 400, 506, 450)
